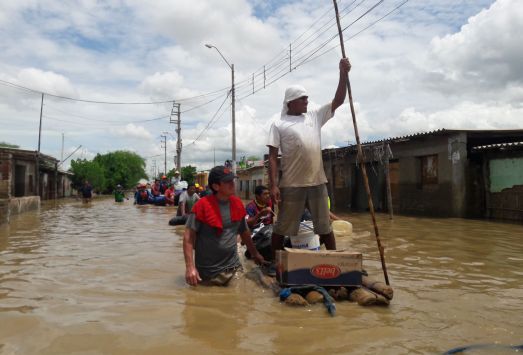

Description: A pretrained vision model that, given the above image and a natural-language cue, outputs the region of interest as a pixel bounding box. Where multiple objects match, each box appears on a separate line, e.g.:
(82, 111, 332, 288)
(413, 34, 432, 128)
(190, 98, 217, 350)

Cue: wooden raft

(246, 268, 393, 307)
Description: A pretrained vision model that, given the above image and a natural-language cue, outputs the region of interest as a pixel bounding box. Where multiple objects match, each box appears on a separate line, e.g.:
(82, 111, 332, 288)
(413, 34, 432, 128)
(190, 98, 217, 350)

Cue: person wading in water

(183, 166, 265, 286)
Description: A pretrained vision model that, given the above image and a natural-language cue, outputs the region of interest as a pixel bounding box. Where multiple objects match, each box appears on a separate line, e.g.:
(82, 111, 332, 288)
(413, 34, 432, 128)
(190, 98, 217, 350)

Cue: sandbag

(349, 287, 390, 306)
(362, 275, 394, 300)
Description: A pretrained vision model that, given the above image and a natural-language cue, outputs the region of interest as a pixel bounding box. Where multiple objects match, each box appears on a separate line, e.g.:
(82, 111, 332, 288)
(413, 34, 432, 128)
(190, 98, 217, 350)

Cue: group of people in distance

(133, 171, 211, 207)
(183, 58, 352, 287)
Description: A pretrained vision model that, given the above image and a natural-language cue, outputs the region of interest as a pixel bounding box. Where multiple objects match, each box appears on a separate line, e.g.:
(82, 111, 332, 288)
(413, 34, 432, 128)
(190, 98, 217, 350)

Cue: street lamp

(205, 43, 236, 175)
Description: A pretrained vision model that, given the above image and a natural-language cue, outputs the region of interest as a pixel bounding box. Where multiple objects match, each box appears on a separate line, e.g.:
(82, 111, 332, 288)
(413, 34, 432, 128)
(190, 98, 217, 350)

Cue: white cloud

(2, 0, 522, 175)
(17, 68, 77, 98)
(426, 0, 523, 94)
(111, 123, 154, 140)
(139, 71, 185, 99)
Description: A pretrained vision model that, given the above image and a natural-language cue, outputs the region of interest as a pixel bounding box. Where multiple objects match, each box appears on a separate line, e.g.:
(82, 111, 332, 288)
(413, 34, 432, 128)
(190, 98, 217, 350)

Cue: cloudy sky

(1, 0, 521, 175)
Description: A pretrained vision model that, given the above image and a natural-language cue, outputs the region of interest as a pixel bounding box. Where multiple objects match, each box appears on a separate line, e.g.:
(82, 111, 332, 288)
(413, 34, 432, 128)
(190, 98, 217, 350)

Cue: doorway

(14, 165, 26, 197)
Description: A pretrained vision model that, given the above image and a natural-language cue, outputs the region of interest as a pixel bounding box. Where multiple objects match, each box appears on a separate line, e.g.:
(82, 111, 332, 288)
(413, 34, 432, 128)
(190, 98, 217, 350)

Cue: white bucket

(290, 221, 320, 250)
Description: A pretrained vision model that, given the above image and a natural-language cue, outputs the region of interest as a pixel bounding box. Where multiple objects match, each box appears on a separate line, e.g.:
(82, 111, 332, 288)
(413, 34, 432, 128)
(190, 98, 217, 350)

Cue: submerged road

(0, 198, 522, 354)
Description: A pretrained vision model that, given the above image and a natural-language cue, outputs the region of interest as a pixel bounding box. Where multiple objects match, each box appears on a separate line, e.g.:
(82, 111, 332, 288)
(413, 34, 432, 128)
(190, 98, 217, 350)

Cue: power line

(233, 0, 380, 100)
(300, 0, 410, 67)
(187, 92, 231, 146)
(0, 0, 402, 124)
(236, 0, 404, 101)
(0, 79, 174, 105)
(0, 1, 373, 114)
(235, 98, 268, 134)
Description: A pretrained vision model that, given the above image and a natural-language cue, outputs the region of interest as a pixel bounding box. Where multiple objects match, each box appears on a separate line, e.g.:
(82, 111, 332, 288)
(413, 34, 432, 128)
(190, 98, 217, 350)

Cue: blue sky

(1, 0, 521, 175)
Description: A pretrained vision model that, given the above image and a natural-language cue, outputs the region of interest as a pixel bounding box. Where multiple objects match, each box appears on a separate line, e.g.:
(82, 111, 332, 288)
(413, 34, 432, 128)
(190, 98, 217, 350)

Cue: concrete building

(195, 170, 209, 189)
(237, 161, 267, 200)
(0, 148, 75, 224)
(322, 129, 523, 222)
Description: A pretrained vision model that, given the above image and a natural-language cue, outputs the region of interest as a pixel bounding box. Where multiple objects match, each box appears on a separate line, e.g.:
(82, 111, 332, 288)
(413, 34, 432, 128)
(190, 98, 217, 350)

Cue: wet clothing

(178, 191, 200, 214)
(191, 194, 244, 235)
(273, 184, 331, 236)
(151, 183, 161, 197)
(164, 188, 175, 205)
(114, 189, 125, 202)
(159, 181, 169, 194)
(245, 199, 273, 231)
(134, 190, 152, 205)
(267, 103, 333, 187)
(199, 267, 241, 287)
(80, 184, 93, 198)
(186, 195, 247, 280)
(268, 99, 334, 238)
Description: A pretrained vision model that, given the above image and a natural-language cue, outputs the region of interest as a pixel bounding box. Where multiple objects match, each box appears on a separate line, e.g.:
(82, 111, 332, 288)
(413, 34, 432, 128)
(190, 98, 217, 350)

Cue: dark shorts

(273, 184, 331, 236)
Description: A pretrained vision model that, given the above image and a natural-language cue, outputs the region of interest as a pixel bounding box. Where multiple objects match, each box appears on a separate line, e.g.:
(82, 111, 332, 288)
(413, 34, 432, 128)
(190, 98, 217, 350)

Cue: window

(420, 155, 438, 185)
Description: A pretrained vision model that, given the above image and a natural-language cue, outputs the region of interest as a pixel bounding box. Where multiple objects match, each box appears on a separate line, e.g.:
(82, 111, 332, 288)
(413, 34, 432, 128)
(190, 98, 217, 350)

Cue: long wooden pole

(332, 0, 390, 285)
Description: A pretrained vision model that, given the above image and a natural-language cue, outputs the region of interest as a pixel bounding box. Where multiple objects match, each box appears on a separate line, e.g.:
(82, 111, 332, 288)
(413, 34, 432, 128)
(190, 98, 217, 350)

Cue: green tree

(247, 155, 260, 161)
(0, 142, 20, 148)
(181, 165, 197, 184)
(93, 151, 147, 192)
(70, 159, 106, 192)
(69, 151, 147, 194)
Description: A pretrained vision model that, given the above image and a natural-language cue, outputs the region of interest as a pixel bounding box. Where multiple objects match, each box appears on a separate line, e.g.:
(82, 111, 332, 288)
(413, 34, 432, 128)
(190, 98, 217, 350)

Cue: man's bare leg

(320, 232, 336, 250)
(271, 233, 285, 261)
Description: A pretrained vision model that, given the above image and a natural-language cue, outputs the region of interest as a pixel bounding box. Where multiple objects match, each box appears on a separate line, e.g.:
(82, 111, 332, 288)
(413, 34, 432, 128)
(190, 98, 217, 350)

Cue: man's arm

(331, 58, 351, 113)
(246, 207, 272, 228)
(268, 145, 280, 204)
(183, 227, 201, 286)
(239, 230, 265, 265)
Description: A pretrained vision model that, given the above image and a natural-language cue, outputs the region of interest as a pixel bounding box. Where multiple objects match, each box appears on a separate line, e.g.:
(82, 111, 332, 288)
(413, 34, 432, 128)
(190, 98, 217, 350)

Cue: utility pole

(38, 93, 44, 153)
(61, 133, 64, 163)
(36, 93, 44, 196)
(169, 102, 182, 171)
(160, 134, 167, 175)
(231, 63, 236, 175)
(205, 44, 236, 174)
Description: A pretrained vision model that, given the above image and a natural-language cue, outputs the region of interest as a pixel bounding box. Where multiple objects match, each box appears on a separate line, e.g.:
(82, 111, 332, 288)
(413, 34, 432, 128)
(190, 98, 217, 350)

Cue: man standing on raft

(267, 58, 351, 259)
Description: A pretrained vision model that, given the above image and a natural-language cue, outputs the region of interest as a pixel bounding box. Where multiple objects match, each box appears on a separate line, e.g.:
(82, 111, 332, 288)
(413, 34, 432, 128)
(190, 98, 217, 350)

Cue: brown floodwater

(0, 197, 522, 354)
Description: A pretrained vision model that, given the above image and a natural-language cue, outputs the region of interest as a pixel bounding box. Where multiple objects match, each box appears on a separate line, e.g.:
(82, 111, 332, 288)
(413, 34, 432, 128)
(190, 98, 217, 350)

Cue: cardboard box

(276, 248, 362, 286)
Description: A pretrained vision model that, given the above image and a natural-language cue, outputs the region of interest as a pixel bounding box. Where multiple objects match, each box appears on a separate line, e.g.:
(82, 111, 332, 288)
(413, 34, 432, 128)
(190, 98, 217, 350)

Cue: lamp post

(205, 44, 236, 174)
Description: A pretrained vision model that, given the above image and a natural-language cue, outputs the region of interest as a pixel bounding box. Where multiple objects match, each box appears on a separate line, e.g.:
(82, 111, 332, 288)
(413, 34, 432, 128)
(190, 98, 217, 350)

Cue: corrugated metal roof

(362, 128, 450, 144)
(472, 141, 523, 151)
(324, 128, 523, 151)
(0, 147, 58, 162)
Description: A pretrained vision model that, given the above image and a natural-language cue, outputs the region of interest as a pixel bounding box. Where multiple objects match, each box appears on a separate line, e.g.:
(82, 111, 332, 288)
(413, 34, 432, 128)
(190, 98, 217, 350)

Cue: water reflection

(0, 198, 522, 354)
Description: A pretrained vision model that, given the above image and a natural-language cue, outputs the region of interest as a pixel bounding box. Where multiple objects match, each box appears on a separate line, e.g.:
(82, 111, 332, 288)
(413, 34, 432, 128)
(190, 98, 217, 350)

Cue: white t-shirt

(179, 191, 200, 209)
(267, 103, 333, 188)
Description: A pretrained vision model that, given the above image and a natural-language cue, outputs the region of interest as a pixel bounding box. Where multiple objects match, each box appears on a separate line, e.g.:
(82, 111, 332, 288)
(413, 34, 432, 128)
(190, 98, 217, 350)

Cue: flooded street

(1, 198, 522, 354)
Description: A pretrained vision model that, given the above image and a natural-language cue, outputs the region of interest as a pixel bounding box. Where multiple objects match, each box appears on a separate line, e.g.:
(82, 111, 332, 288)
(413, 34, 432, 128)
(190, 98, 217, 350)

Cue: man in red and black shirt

(245, 185, 273, 232)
